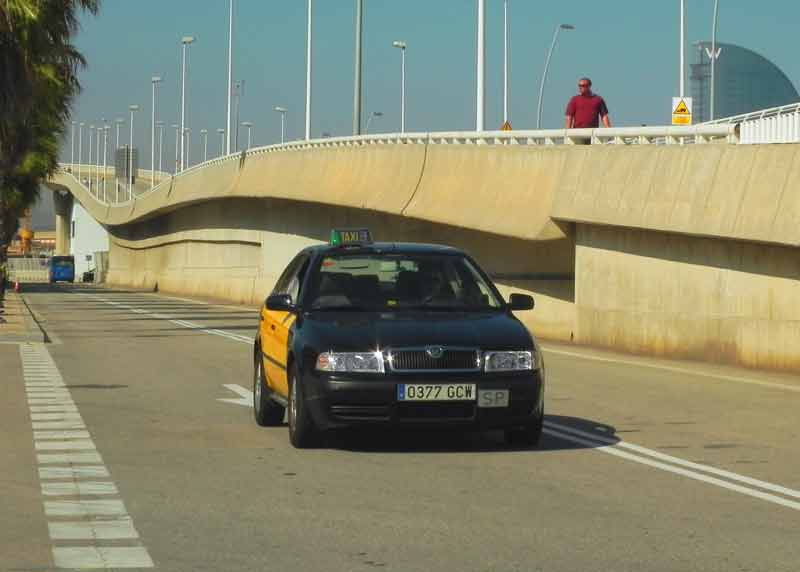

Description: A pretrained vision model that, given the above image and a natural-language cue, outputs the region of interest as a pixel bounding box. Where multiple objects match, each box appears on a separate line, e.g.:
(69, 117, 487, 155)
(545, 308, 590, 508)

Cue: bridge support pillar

(52, 191, 73, 256)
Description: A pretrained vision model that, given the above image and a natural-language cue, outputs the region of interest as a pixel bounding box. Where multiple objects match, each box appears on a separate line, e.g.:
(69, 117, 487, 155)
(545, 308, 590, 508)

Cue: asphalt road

(2, 283, 798, 571)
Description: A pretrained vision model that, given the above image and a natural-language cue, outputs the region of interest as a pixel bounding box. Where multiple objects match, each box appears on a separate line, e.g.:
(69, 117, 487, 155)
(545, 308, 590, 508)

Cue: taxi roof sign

(330, 228, 373, 247)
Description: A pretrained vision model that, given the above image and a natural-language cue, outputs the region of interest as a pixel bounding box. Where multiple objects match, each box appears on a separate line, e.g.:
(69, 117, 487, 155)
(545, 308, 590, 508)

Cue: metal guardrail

(58, 124, 738, 207)
(700, 101, 800, 144)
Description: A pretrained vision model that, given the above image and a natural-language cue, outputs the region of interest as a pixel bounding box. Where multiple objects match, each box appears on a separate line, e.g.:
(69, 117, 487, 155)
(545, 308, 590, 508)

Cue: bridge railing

(58, 124, 738, 207)
(701, 101, 800, 144)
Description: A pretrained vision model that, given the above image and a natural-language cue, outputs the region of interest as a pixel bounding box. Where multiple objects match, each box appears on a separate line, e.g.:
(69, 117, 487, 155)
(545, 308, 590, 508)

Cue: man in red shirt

(565, 78, 611, 128)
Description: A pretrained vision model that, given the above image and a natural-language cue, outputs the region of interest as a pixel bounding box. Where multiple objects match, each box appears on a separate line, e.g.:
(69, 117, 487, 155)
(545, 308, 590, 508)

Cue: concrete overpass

(44, 124, 800, 371)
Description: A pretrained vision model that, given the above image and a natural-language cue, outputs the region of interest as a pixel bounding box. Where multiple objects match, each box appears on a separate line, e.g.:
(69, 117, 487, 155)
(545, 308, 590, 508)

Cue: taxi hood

(303, 310, 533, 351)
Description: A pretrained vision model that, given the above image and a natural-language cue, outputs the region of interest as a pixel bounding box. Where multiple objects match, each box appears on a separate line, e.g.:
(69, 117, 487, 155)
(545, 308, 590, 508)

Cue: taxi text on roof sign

(330, 228, 373, 246)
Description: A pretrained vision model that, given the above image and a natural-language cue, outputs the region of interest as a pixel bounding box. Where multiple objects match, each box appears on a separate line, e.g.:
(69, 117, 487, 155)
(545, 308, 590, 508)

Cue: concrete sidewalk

(0, 291, 45, 343)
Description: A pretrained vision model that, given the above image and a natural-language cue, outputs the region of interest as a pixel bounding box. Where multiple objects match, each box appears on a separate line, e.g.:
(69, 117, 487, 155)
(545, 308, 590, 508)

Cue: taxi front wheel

(253, 356, 285, 427)
(288, 366, 321, 448)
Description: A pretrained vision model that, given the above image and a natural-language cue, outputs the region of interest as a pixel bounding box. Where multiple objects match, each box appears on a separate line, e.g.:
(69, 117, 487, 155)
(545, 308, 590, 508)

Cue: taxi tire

(504, 412, 544, 448)
(288, 366, 321, 449)
(254, 357, 285, 427)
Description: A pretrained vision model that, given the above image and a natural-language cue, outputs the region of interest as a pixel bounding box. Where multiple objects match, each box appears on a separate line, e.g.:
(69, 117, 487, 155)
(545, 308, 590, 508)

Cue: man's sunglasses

(578, 83, 590, 88)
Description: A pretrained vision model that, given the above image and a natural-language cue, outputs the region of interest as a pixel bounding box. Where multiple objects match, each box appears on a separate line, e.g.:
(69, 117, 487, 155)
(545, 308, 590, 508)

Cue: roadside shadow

(329, 414, 618, 453)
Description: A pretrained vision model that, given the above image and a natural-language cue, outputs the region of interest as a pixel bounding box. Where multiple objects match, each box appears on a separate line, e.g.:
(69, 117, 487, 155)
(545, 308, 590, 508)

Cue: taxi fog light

(316, 351, 385, 373)
(484, 351, 534, 372)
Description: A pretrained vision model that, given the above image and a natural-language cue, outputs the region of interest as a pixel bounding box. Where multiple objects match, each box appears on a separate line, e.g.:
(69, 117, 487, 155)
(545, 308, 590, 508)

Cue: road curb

(0, 291, 46, 344)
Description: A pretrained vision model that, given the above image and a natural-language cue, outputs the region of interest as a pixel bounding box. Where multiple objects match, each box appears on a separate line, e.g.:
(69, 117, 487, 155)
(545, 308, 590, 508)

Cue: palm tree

(0, 0, 99, 249)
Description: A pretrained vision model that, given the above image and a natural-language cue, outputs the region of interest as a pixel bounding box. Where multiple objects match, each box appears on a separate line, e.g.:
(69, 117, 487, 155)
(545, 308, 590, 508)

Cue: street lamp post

(151, 76, 162, 188)
(476, 0, 486, 131)
(536, 23, 575, 129)
(392, 41, 407, 133)
(156, 121, 165, 175)
(70, 121, 76, 172)
(679, 0, 686, 97)
(274, 107, 287, 144)
(114, 119, 123, 202)
(180, 36, 195, 172)
(128, 104, 139, 200)
(226, 0, 234, 155)
(241, 122, 253, 149)
(103, 125, 109, 201)
(78, 122, 84, 181)
(709, 0, 720, 120)
(88, 125, 94, 191)
(503, 0, 509, 126)
(233, 80, 245, 152)
(201, 129, 208, 162)
(353, 0, 363, 135)
(184, 128, 191, 167)
(217, 128, 225, 156)
(305, 0, 313, 140)
(95, 120, 103, 194)
(172, 124, 179, 173)
(365, 111, 383, 134)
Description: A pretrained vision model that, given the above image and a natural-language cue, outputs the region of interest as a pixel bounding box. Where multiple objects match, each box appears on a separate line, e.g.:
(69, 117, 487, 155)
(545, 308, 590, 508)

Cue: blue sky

(67, 0, 799, 167)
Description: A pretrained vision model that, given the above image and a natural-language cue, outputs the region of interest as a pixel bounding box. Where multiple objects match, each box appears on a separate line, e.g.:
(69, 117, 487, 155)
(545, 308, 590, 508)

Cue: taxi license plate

(397, 384, 476, 402)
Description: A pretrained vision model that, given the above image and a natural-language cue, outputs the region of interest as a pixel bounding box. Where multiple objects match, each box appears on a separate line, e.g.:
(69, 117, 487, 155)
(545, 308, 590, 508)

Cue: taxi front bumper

(302, 370, 544, 430)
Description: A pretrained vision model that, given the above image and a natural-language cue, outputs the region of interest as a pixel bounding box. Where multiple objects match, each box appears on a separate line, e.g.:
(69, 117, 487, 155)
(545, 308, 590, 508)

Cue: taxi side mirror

(266, 293, 296, 312)
(509, 293, 534, 311)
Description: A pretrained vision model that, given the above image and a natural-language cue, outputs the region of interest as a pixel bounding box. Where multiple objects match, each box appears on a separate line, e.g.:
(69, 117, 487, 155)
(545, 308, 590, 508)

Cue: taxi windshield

(306, 253, 503, 311)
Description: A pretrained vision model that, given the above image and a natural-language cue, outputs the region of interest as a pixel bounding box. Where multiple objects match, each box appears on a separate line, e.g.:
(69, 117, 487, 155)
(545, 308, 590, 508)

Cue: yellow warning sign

(673, 100, 689, 115)
(671, 96, 693, 126)
(500, 121, 512, 131)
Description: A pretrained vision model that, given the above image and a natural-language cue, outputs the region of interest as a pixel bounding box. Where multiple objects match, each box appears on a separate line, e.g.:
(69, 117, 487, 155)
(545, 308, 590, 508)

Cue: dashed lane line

(19, 343, 154, 569)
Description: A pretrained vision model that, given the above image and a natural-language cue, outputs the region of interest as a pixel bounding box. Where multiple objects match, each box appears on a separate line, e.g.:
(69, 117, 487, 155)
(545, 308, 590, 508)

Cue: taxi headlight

(316, 351, 385, 374)
(484, 350, 535, 372)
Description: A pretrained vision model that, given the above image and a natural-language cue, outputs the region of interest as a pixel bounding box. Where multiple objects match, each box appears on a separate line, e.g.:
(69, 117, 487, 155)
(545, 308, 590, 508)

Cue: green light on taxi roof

(330, 228, 372, 246)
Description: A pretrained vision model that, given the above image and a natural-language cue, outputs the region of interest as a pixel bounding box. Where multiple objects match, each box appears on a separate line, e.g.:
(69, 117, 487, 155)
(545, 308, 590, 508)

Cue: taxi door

(260, 255, 308, 398)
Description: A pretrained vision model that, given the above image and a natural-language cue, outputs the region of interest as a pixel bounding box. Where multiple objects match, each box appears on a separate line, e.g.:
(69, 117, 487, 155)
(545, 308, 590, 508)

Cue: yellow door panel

(262, 308, 293, 398)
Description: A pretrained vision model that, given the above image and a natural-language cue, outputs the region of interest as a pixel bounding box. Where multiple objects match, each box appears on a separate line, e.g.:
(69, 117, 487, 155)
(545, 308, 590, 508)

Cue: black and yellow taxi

(253, 229, 544, 448)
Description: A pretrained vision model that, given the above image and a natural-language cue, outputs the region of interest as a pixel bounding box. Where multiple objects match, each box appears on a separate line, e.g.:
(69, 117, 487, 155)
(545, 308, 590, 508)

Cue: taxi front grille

(388, 348, 480, 372)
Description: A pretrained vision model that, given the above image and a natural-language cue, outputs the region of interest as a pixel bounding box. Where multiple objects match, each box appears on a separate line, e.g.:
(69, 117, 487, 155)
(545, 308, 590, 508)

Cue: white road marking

(542, 346, 800, 393)
(38, 452, 103, 464)
(218, 383, 254, 407)
(35, 439, 96, 451)
(39, 466, 110, 480)
(42, 481, 118, 497)
(32, 420, 86, 430)
(543, 424, 800, 511)
(545, 421, 800, 500)
(20, 343, 154, 568)
(52, 546, 154, 568)
(35, 429, 91, 440)
(49, 518, 139, 540)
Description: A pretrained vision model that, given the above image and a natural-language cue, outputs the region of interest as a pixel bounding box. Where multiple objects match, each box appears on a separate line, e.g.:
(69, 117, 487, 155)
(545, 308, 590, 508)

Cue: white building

(70, 200, 109, 279)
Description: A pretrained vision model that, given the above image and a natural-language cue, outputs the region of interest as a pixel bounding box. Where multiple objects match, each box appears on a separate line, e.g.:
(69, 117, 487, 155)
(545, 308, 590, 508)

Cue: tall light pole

(151, 76, 162, 188)
(128, 105, 139, 200)
(184, 128, 191, 167)
(114, 119, 123, 202)
(709, 0, 720, 120)
(102, 125, 109, 201)
(536, 23, 574, 129)
(305, 0, 313, 140)
(503, 0, 509, 126)
(353, 0, 363, 135)
(180, 36, 195, 172)
(88, 125, 94, 191)
(233, 80, 245, 151)
(365, 111, 383, 134)
(217, 128, 225, 156)
(274, 107, 287, 144)
(476, 0, 486, 131)
(392, 41, 407, 133)
(95, 120, 102, 194)
(172, 124, 179, 173)
(226, 0, 234, 155)
(200, 129, 208, 162)
(78, 122, 84, 181)
(241, 122, 253, 149)
(156, 121, 165, 175)
(679, 0, 686, 98)
(70, 121, 76, 172)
